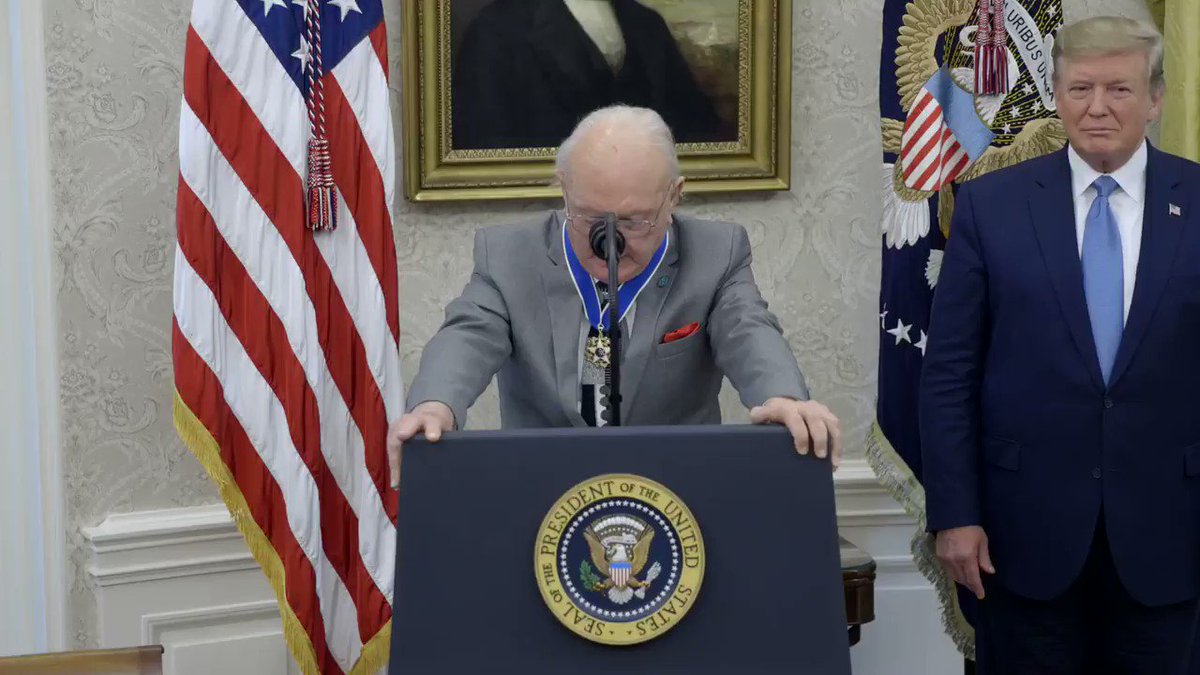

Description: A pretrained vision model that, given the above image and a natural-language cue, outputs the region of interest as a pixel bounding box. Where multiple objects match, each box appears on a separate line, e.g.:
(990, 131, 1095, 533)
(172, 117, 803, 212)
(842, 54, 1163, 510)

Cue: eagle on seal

(583, 515, 662, 605)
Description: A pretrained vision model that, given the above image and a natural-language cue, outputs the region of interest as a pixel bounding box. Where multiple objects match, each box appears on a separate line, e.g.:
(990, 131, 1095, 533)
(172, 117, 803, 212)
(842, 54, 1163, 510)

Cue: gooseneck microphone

(588, 214, 623, 426)
(588, 214, 626, 259)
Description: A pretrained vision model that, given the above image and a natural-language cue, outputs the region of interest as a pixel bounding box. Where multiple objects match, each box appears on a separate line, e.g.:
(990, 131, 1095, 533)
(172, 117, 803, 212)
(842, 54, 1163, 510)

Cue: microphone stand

(603, 212, 621, 426)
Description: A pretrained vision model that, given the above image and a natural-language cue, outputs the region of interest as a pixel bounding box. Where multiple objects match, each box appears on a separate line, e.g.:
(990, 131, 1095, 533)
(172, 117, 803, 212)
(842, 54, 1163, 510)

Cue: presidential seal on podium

(534, 474, 705, 645)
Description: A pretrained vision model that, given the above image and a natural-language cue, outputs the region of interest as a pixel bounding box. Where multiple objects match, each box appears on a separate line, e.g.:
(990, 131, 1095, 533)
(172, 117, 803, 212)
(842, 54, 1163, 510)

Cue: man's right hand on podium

(387, 401, 455, 488)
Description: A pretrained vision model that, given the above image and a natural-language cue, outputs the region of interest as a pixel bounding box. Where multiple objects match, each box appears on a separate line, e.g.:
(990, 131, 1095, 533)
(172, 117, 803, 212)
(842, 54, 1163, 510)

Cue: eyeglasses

(562, 187, 673, 236)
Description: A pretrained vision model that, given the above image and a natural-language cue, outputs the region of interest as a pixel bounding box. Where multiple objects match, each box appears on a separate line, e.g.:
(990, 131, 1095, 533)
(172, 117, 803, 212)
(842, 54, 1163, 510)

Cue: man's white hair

(1052, 16, 1165, 93)
(555, 105, 680, 184)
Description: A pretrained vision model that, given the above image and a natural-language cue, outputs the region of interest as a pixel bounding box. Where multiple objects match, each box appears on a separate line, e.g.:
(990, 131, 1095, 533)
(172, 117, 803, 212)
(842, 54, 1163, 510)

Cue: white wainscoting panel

(145, 602, 300, 675)
(82, 504, 298, 675)
(835, 461, 963, 675)
(83, 460, 961, 674)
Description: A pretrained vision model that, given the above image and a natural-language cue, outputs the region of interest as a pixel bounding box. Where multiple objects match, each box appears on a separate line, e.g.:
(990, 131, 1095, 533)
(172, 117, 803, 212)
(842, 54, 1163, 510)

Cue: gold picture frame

(401, 0, 792, 202)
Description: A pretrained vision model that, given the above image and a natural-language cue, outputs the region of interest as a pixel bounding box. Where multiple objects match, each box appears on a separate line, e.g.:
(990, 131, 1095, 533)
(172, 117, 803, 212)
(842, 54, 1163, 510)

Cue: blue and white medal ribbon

(561, 217, 669, 367)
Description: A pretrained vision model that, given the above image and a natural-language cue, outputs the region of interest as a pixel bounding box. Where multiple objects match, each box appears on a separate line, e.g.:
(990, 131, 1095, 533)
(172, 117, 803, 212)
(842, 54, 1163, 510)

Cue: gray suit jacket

(406, 213, 809, 428)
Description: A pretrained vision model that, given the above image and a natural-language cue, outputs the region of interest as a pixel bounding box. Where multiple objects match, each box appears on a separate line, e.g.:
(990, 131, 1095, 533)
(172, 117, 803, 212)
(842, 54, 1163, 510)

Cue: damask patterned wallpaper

(43, 0, 1148, 648)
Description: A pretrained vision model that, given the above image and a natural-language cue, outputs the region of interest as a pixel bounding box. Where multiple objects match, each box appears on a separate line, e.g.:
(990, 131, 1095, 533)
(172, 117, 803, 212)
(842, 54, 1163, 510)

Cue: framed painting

(401, 0, 792, 201)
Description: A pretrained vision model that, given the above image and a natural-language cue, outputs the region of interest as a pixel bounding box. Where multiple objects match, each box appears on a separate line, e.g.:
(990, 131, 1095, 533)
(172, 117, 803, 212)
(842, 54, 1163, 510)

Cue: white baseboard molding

(82, 458, 960, 674)
(82, 504, 281, 658)
(141, 600, 280, 644)
(85, 504, 243, 552)
(83, 504, 260, 588)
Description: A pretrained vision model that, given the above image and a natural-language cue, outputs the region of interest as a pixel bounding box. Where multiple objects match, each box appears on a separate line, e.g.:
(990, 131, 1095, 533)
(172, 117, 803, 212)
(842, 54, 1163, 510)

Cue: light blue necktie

(1081, 175, 1123, 386)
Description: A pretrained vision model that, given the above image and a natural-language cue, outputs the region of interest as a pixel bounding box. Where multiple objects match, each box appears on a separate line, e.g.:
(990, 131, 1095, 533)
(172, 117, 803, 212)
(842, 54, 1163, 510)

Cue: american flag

(172, 0, 401, 673)
(900, 67, 994, 193)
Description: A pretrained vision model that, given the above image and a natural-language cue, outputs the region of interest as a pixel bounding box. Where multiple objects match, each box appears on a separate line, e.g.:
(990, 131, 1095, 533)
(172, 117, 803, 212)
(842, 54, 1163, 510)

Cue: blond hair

(1053, 16, 1165, 92)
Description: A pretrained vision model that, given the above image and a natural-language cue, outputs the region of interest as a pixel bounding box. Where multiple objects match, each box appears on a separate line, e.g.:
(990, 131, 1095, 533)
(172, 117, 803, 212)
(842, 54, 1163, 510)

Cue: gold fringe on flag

(866, 421, 976, 659)
(174, 392, 392, 674)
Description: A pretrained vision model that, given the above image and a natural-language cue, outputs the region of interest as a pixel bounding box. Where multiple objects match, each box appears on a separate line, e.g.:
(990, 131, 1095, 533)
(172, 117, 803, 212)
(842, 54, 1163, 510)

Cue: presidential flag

(172, 0, 401, 672)
(870, 0, 1065, 657)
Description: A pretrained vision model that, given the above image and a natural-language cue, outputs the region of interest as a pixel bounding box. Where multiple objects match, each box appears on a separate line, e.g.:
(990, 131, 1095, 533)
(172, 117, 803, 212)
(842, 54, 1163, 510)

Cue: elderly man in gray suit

(387, 105, 839, 484)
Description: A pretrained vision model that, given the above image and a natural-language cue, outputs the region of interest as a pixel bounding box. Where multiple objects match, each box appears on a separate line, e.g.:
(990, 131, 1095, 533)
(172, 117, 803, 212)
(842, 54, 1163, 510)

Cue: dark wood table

(0, 645, 164, 674)
(840, 536, 877, 646)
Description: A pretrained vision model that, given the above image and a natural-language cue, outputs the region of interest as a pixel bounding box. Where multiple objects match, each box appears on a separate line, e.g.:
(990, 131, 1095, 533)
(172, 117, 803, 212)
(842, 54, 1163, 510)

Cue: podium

(390, 425, 852, 674)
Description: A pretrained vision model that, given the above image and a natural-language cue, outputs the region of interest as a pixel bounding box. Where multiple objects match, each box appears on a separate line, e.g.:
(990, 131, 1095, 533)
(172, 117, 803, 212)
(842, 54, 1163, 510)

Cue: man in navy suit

(921, 16, 1200, 674)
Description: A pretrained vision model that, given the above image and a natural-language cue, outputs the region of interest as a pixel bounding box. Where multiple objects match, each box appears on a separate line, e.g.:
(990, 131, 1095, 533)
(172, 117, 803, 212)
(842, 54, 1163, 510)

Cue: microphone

(588, 215, 625, 259)
(589, 213, 622, 426)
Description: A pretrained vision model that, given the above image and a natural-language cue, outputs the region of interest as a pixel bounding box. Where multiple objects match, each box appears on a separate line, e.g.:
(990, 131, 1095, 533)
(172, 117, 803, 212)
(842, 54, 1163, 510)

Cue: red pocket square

(662, 322, 701, 344)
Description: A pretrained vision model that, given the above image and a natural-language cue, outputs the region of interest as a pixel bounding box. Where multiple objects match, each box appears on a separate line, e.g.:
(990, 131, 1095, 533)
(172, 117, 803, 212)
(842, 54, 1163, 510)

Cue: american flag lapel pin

(1169, 203, 1182, 217)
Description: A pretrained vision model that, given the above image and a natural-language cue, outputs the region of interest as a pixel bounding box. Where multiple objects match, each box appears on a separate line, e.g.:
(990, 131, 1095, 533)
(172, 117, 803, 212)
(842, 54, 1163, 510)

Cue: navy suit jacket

(920, 144, 1200, 606)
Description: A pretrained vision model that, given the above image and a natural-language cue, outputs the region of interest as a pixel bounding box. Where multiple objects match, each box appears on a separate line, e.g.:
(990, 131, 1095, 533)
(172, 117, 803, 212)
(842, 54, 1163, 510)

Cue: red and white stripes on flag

(611, 562, 631, 588)
(900, 67, 997, 194)
(900, 86, 971, 193)
(172, 1, 401, 673)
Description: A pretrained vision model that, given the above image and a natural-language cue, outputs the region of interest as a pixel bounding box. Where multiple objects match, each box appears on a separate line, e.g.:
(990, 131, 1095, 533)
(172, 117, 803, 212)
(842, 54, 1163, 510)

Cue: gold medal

(585, 333, 611, 369)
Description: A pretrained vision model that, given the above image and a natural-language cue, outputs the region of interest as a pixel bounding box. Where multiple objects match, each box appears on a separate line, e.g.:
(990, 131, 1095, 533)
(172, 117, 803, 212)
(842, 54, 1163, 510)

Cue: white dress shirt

(1068, 140, 1147, 324)
(564, 0, 626, 72)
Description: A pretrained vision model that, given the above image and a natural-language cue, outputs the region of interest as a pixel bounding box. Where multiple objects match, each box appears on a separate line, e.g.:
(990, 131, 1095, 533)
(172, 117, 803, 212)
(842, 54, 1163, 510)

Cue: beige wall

(44, 0, 1150, 647)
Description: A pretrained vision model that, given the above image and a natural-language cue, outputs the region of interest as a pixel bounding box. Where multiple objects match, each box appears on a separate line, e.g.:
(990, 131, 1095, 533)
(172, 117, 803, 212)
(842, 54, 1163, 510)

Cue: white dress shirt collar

(564, 0, 626, 72)
(1068, 139, 1148, 204)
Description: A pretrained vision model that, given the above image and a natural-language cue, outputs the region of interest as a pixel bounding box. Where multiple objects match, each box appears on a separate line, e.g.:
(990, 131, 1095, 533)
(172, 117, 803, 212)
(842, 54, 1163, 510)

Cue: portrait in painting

(401, 0, 790, 201)
(448, 0, 739, 149)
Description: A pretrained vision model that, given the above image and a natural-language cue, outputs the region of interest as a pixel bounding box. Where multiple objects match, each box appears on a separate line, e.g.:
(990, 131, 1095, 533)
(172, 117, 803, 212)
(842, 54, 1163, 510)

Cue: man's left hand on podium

(750, 398, 843, 469)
